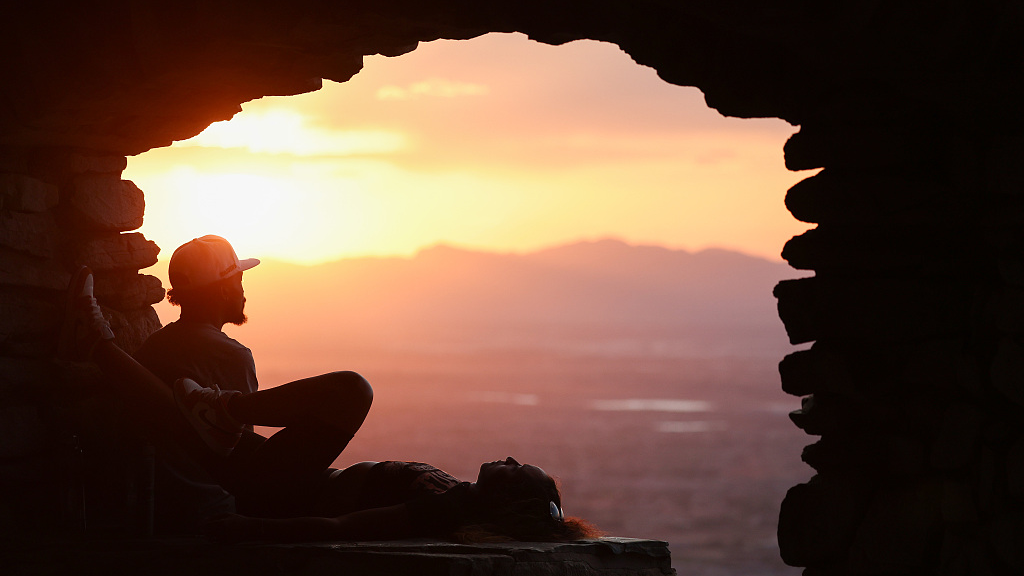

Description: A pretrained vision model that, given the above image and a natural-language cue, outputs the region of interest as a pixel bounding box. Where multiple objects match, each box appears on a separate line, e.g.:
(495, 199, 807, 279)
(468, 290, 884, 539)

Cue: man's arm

(203, 505, 416, 543)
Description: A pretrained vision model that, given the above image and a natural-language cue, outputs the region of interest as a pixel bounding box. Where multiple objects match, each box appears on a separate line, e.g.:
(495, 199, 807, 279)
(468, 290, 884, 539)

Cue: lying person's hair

(456, 470, 602, 542)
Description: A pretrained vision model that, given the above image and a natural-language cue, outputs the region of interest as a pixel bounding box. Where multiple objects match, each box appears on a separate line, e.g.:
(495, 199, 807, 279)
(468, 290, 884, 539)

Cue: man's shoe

(173, 377, 243, 456)
(58, 266, 115, 361)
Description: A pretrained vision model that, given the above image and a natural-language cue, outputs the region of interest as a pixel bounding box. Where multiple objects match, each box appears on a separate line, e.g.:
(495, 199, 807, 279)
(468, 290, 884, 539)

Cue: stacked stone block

(0, 148, 164, 537)
(775, 119, 1024, 575)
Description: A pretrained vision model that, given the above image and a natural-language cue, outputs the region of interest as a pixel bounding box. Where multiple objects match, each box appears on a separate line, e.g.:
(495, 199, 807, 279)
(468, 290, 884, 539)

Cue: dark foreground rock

(5, 536, 674, 576)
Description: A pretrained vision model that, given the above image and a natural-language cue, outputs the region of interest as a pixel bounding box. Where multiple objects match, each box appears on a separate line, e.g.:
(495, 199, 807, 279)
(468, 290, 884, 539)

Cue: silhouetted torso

(134, 319, 258, 395)
(133, 319, 259, 533)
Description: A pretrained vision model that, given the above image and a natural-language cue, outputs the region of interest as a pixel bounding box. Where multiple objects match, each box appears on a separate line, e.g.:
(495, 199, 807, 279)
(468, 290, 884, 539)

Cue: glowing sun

(142, 167, 378, 265)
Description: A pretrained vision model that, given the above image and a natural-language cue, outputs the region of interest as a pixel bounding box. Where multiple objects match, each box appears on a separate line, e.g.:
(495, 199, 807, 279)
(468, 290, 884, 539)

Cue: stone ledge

(7, 536, 675, 576)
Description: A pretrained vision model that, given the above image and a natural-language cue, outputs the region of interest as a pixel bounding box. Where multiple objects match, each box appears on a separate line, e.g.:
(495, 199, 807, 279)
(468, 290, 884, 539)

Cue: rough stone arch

(3, 1, 1024, 574)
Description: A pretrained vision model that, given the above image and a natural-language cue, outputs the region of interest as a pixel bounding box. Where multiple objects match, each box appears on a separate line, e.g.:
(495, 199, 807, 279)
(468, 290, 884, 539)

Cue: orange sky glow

(126, 33, 810, 265)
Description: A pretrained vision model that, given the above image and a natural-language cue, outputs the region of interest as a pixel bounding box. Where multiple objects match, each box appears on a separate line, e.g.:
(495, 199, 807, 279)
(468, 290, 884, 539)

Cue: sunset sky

(126, 32, 810, 266)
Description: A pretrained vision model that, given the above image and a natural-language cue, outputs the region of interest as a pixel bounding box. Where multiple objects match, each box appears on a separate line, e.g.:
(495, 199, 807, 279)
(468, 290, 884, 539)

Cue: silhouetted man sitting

(131, 235, 263, 531)
(66, 235, 372, 534)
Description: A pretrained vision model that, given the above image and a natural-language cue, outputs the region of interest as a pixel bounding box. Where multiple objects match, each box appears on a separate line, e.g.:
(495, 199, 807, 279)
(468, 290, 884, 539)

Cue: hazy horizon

(148, 235, 791, 266)
(146, 237, 800, 365)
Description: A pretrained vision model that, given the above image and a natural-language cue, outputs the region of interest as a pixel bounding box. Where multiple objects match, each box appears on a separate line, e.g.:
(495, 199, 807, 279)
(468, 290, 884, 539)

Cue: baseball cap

(168, 235, 260, 290)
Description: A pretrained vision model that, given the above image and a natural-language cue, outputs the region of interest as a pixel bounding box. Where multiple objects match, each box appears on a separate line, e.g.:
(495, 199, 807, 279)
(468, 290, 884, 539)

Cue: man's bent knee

(320, 371, 373, 414)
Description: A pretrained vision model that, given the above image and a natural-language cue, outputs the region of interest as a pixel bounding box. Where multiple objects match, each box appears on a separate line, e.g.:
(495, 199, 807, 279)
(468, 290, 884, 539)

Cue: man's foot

(173, 377, 243, 456)
(58, 266, 115, 361)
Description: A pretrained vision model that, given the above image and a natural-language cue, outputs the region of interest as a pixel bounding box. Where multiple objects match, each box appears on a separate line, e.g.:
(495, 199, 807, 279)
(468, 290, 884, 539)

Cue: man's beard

(228, 306, 247, 326)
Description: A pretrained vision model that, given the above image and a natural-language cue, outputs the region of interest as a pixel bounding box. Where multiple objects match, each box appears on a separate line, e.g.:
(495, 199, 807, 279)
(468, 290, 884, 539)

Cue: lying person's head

(459, 457, 600, 542)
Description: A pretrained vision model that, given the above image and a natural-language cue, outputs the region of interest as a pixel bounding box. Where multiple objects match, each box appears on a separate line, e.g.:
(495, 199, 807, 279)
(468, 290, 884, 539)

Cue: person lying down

(202, 457, 600, 543)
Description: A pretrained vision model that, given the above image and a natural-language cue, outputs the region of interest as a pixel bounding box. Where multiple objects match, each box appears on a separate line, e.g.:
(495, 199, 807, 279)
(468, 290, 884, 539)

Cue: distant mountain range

(195, 239, 799, 360)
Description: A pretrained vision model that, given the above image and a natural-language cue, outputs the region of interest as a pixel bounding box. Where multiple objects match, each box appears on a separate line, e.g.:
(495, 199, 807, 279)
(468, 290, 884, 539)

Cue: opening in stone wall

(125, 32, 811, 575)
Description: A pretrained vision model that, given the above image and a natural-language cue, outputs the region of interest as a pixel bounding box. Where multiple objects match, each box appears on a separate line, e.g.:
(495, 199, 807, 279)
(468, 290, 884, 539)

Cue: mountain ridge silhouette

(225, 239, 798, 358)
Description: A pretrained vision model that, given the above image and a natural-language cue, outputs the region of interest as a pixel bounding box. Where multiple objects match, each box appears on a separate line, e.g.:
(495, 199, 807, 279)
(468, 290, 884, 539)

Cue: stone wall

(3, 1, 1024, 573)
(774, 116, 1024, 574)
(0, 148, 163, 536)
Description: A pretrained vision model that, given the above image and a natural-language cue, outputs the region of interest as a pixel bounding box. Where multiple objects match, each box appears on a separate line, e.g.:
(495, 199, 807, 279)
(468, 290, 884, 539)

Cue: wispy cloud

(173, 110, 407, 156)
(376, 78, 489, 100)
